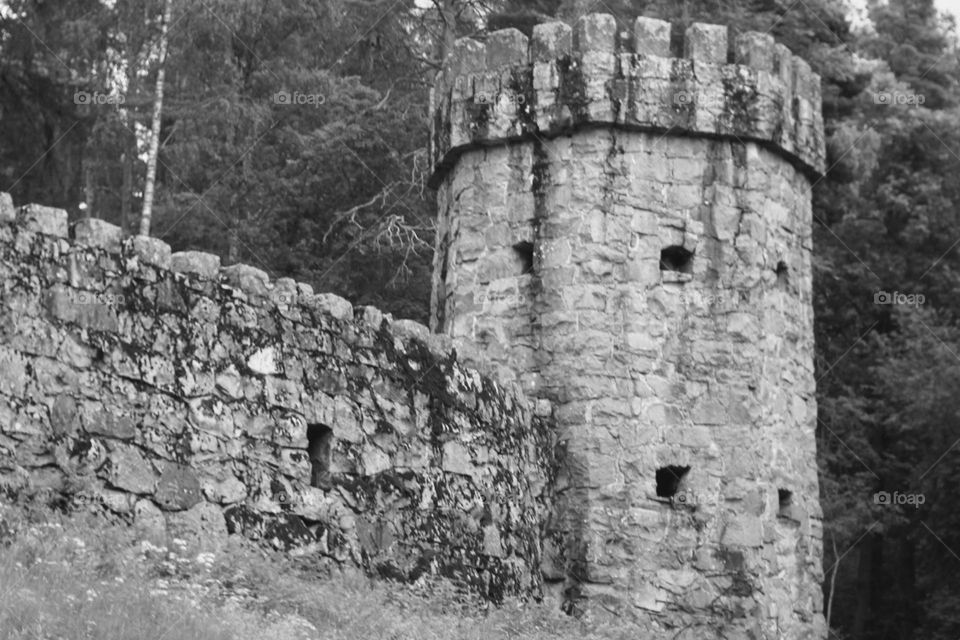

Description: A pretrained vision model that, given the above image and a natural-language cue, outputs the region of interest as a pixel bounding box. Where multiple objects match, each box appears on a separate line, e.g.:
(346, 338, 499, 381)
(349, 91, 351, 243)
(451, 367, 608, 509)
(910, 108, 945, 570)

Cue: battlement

(0, 193, 512, 377)
(0, 192, 555, 600)
(429, 14, 825, 187)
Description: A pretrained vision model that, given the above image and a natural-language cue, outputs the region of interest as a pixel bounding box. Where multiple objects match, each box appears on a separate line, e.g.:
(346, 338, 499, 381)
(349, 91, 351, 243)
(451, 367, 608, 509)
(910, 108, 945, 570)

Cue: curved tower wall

(430, 14, 826, 639)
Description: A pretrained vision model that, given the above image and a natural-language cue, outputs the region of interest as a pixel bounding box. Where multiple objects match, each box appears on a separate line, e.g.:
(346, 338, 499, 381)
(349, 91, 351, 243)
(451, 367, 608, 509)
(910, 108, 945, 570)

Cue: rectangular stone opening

(307, 424, 333, 489)
(660, 246, 693, 274)
(512, 241, 534, 275)
(778, 488, 793, 516)
(655, 465, 690, 498)
(775, 261, 789, 288)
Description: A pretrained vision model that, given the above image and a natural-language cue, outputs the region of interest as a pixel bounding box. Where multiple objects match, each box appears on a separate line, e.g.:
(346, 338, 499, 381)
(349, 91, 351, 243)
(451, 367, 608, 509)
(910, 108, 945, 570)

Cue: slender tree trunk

(826, 534, 839, 631)
(139, 0, 172, 236)
(120, 50, 138, 235)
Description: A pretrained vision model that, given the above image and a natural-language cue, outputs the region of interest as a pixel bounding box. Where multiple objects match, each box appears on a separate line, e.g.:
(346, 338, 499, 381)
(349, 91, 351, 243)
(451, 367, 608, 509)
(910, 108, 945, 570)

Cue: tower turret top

(429, 14, 825, 187)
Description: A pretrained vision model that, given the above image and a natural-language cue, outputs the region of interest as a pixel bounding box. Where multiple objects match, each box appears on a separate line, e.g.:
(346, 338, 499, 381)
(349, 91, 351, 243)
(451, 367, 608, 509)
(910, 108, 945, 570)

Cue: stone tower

(428, 13, 826, 640)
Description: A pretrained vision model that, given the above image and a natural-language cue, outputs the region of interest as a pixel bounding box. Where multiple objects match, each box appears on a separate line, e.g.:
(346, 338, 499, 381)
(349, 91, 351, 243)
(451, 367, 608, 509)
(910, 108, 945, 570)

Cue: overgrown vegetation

(0, 500, 620, 640)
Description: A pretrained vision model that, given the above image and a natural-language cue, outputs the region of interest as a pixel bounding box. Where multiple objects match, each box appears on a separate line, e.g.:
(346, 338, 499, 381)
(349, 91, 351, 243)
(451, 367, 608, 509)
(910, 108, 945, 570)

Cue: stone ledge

(18, 204, 68, 237)
(170, 251, 221, 279)
(429, 13, 825, 186)
(74, 218, 123, 252)
(0, 194, 524, 403)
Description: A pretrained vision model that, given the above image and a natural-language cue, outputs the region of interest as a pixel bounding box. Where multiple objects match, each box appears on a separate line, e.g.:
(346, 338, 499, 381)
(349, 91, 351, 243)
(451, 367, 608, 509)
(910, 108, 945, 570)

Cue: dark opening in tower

(512, 241, 534, 275)
(656, 465, 691, 498)
(775, 261, 789, 288)
(307, 424, 333, 490)
(660, 246, 693, 274)
(778, 488, 793, 517)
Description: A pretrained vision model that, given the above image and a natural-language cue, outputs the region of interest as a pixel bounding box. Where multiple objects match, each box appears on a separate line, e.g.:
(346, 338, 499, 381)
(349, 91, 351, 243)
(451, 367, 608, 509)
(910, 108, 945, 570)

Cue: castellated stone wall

(0, 193, 554, 602)
(430, 14, 825, 640)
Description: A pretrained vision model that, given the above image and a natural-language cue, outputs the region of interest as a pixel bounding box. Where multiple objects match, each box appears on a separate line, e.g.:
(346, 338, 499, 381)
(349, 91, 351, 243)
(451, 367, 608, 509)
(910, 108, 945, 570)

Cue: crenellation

(683, 22, 727, 64)
(0, 197, 553, 600)
(485, 28, 528, 69)
(170, 250, 221, 279)
(735, 31, 776, 72)
(18, 204, 68, 238)
(429, 12, 826, 188)
(633, 17, 671, 57)
(74, 218, 123, 252)
(531, 20, 572, 62)
(220, 263, 271, 297)
(127, 235, 172, 269)
(0, 192, 15, 222)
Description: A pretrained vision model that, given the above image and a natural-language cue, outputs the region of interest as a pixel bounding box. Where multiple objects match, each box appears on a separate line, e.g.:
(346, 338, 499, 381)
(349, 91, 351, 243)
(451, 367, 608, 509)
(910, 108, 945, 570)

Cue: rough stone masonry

(0, 11, 826, 640)
(430, 13, 826, 640)
(0, 193, 555, 601)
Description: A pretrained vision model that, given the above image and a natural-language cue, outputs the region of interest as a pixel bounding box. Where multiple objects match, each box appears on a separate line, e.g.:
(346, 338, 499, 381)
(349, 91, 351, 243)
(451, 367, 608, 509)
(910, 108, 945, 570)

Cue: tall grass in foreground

(0, 501, 627, 640)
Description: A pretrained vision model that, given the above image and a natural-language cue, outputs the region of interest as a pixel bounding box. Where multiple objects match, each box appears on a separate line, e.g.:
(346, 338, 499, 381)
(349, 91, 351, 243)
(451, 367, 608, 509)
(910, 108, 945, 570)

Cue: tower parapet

(429, 14, 825, 188)
(429, 13, 826, 640)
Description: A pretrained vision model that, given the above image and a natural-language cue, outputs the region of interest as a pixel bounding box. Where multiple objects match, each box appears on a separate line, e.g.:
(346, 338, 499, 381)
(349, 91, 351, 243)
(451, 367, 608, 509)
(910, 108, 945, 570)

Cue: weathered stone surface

(0, 195, 550, 605)
(170, 251, 220, 279)
(0, 192, 15, 222)
(105, 445, 157, 494)
(74, 218, 123, 251)
(431, 14, 823, 638)
(128, 235, 172, 268)
(49, 396, 79, 438)
(429, 14, 826, 186)
(18, 204, 68, 237)
(154, 463, 203, 511)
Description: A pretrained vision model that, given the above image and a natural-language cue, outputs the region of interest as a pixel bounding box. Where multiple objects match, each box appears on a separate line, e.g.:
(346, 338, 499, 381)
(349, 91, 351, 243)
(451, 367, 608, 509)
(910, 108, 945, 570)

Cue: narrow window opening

(655, 465, 691, 498)
(307, 424, 333, 490)
(775, 261, 789, 288)
(778, 488, 793, 517)
(660, 246, 694, 274)
(512, 241, 534, 275)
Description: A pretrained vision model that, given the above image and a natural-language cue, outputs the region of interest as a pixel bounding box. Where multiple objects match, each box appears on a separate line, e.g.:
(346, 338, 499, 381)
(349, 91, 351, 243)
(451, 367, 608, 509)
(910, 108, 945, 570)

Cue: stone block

(685, 23, 728, 64)
(154, 463, 202, 511)
(531, 21, 572, 61)
(221, 263, 270, 296)
(486, 28, 528, 69)
(633, 17, 671, 57)
(129, 235, 172, 269)
(74, 218, 123, 251)
(574, 13, 617, 54)
(305, 292, 353, 321)
(105, 445, 157, 494)
(0, 192, 15, 222)
(735, 31, 775, 71)
(18, 204, 68, 237)
(170, 251, 221, 279)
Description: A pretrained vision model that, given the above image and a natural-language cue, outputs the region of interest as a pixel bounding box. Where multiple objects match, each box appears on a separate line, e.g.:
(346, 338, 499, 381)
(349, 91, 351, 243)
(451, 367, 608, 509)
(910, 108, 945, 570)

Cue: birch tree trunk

(139, 0, 172, 236)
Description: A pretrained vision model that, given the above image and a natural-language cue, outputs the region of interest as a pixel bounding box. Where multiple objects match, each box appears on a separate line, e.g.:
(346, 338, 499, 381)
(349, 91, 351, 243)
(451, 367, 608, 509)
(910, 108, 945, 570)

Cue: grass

(0, 499, 626, 640)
